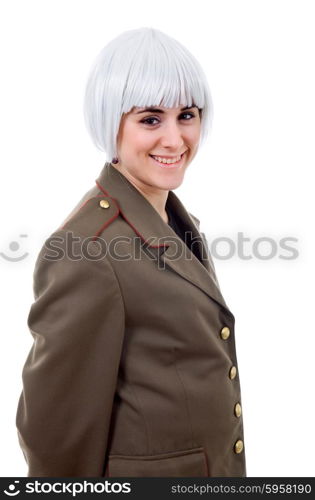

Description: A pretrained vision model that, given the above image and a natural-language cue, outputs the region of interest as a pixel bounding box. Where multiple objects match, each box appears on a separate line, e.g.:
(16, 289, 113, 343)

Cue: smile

(149, 152, 186, 168)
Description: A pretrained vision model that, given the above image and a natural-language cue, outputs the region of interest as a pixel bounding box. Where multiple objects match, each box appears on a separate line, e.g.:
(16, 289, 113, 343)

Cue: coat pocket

(107, 446, 208, 477)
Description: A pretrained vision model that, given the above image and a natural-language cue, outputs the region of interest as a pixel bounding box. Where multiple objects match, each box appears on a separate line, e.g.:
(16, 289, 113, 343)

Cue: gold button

(99, 199, 110, 209)
(234, 439, 244, 454)
(220, 326, 230, 340)
(229, 365, 237, 379)
(234, 402, 242, 418)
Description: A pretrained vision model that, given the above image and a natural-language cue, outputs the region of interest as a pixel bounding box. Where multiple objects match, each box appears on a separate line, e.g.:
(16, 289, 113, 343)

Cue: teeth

(151, 154, 182, 164)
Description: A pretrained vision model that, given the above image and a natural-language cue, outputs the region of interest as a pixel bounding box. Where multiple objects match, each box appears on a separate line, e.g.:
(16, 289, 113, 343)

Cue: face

(115, 105, 201, 193)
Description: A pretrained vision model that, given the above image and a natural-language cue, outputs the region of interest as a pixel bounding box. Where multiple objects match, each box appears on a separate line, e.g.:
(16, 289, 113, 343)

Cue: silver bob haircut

(83, 27, 213, 162)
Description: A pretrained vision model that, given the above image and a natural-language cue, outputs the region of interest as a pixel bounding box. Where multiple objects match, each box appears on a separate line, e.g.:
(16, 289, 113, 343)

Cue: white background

(0, 0, 314, 477)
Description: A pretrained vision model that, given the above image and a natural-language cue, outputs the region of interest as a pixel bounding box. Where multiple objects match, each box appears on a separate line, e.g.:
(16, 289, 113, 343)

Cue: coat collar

(95, 162, 232, 316)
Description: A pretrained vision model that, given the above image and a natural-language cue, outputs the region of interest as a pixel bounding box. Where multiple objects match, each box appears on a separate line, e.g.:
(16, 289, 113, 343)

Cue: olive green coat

(16, 162, 246, 477)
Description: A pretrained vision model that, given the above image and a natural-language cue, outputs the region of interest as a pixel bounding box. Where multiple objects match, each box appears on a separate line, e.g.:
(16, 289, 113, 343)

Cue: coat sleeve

(15, 230, 125, 477)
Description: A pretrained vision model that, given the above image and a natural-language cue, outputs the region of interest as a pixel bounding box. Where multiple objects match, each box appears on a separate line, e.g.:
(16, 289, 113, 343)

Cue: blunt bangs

(83, 28, 213, 161)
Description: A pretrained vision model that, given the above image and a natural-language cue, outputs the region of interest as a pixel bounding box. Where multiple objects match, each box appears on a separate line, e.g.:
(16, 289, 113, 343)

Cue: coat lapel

(96, 162, 232, 316)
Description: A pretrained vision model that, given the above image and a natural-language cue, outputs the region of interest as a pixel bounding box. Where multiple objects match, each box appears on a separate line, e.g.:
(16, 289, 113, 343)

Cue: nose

(159, 120, 185, 150)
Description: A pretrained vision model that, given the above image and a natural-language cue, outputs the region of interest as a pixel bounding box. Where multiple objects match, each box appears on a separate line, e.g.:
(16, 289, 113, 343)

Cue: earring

(112, 157, 119, 164)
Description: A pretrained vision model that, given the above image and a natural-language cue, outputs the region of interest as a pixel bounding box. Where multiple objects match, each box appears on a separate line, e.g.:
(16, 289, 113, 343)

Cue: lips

(149, 151, 186, 168)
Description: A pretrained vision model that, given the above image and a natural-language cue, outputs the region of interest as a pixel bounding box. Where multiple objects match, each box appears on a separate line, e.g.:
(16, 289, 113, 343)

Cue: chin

(156, 177, 185, 191)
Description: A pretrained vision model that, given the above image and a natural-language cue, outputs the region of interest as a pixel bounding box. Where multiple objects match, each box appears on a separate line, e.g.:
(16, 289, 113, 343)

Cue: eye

(180, 112, 196, 120)
(140, 112, 196, 126)
(140, 116, 160, 126)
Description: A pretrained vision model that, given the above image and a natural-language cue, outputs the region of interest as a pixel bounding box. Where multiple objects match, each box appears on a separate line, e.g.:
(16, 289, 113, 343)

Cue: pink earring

(112, 157, 119, 164)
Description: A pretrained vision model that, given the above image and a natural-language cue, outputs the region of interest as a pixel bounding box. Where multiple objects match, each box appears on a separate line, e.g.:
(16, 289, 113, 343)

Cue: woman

(16, 27, 246, 477)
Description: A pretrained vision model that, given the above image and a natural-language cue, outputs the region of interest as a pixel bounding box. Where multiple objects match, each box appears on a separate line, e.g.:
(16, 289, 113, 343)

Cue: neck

(112, 164, 169, 224)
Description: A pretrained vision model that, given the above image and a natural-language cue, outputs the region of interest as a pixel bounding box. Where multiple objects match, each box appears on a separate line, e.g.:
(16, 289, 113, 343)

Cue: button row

(220, 325, 244, 454)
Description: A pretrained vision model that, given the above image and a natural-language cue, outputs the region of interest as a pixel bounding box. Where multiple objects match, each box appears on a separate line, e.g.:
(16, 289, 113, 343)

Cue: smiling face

(115, 105, 201, 193)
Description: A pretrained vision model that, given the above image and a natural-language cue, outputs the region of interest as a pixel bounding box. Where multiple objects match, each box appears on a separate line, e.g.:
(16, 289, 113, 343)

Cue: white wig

(83, 27, 213, 162)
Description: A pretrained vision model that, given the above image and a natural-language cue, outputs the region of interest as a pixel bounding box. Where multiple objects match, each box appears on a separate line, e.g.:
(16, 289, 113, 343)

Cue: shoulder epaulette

(59, 195, 120, 241)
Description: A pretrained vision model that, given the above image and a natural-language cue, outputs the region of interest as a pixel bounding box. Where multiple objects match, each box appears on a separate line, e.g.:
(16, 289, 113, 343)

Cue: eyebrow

(135, 105, 198, 114)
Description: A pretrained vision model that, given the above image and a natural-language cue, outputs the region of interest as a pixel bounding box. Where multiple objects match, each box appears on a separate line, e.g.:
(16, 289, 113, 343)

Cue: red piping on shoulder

(60, 195, 111, 232)
(95, 180, 167, 249)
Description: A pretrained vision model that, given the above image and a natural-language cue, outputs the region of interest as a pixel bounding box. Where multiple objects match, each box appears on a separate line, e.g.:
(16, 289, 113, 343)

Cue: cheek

(124, 128, 154, 154)
(188, 125, 201, 146)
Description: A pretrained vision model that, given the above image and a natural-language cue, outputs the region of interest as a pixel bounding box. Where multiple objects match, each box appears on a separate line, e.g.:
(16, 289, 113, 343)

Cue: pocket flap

(107, 447, 208, 477)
